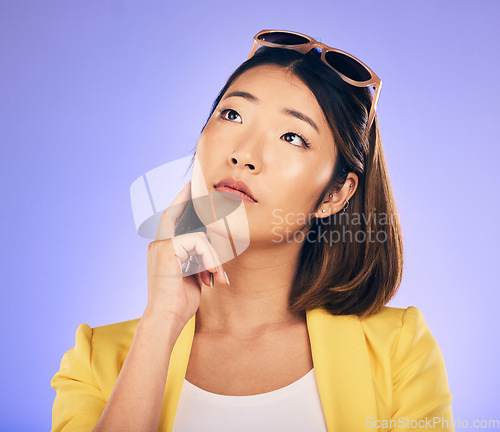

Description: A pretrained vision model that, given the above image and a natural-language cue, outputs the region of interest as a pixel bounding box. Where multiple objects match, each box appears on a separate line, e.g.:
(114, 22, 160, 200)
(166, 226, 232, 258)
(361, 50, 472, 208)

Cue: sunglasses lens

(257, 32, 310, 46)
(324, 51, 372, 82)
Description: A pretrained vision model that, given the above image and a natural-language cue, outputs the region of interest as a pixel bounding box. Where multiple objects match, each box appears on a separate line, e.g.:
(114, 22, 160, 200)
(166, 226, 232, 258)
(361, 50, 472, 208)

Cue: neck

(196, 230, 306, 339)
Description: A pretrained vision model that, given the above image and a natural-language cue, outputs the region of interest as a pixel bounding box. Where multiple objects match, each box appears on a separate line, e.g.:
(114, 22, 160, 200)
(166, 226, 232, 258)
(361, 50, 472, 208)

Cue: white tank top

(172, 367, 328, 431)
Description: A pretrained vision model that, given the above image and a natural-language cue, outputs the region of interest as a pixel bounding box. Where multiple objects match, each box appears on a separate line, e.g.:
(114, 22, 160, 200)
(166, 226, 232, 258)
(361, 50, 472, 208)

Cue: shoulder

(91, 317, 141, 341)
(70, 317, 141, 370)
(89, 317, 141, 358)
(358, 305, 407, 350)
(70, 317, 142, 396)
(359, 306, 445, 367)
(360, 308, 454, 421)
(308, 305, 423, 359)
(359, 305, 427, 334)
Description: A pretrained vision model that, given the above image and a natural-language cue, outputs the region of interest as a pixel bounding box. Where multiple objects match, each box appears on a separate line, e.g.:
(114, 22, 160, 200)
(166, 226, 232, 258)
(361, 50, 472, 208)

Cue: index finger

(155, 181, 191, 241)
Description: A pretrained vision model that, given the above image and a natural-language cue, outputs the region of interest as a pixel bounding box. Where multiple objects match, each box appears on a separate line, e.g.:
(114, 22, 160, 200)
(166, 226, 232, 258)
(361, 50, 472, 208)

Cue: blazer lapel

(306, 307, 379, 431)
(158, 307, 379, 432)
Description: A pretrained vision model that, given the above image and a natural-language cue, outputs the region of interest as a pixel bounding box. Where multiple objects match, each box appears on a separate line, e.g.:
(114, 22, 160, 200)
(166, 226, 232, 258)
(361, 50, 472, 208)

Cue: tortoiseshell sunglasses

(247, 29, 382, 138)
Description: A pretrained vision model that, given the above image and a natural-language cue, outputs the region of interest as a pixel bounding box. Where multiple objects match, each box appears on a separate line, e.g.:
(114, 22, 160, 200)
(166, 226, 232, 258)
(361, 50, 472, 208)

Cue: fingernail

(210, 273, 214, 288)
(224, 271, 230, 285)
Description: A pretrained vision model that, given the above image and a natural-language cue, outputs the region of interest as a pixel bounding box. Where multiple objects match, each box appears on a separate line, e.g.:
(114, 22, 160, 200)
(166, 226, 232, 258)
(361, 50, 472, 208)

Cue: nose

(228, 152, 260, 172)
(228, 141, 263, 174)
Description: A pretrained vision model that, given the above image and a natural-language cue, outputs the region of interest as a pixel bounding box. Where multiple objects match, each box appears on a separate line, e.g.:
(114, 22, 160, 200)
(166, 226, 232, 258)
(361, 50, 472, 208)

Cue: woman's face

(192, 64, 337, 245)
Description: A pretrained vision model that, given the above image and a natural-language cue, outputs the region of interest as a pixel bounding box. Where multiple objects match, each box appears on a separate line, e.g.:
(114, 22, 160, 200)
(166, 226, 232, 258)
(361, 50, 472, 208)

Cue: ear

(314, 173, 359, 219)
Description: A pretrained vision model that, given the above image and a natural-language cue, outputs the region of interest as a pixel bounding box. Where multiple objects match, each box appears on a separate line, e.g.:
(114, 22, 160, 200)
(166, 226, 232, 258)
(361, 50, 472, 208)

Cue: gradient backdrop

(1, 1, 499, 430)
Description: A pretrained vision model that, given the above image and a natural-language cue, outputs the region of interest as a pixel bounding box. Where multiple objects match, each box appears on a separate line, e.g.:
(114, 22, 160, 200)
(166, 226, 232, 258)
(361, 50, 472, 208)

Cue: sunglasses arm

(247, 41, 260, 60)
(366, 81, 382, 137)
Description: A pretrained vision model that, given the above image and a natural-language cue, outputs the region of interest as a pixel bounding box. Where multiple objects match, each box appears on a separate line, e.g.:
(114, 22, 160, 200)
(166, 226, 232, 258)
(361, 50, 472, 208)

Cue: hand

(143, 181, 228, 330)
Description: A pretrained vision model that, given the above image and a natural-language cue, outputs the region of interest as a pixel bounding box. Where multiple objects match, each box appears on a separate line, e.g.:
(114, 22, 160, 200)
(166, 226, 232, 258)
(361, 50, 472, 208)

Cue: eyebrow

(221, 90, 320, 134)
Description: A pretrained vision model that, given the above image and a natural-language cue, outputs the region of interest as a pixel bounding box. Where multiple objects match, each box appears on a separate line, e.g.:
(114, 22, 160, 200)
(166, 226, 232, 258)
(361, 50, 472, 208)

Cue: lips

(214, 177, 257, 202)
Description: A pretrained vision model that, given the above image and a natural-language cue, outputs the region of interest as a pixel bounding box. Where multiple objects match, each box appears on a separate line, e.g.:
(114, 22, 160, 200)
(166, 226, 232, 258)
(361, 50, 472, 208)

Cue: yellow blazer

(51, 306, 455, 431)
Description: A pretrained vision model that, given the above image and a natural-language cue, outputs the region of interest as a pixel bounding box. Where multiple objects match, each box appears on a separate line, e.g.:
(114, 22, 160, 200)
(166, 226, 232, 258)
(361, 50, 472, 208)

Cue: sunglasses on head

(247, 29, 382, 138)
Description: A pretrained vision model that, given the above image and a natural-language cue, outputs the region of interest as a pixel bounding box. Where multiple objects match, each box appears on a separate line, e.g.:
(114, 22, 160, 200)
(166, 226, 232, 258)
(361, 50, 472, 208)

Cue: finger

(156, 181, 191, 240)
(166, 181, 192, 237)
(193, 233, 227, 277)
(172, 232, 219, 275)
(202, 238, 228, 284)
(199, 269, 212, 287)
(193, 236, 228, 285)
(198, 234, 221, 272)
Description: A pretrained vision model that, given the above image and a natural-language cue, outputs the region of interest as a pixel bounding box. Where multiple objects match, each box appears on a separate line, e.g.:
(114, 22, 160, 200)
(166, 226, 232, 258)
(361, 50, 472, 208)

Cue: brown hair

(177, 45, 403, 318)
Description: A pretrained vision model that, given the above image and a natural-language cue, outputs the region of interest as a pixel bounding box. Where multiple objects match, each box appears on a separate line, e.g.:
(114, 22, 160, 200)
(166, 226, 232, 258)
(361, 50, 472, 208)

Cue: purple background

(1, 1, 499, 429)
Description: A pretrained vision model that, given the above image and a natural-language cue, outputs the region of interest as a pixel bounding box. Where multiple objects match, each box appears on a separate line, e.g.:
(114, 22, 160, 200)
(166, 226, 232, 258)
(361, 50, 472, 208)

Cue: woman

(51, 30, 455, 432)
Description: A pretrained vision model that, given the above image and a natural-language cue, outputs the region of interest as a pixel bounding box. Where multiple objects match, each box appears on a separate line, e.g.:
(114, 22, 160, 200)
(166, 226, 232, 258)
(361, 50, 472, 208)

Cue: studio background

(1, 0, 498, 429)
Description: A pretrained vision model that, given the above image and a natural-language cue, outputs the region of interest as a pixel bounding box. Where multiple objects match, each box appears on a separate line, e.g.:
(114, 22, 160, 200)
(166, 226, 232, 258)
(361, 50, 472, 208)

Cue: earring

(340, 199, 350, 214)
(350, 184, 354, 188)
(329, 193, 333, 198)
(322, 209, 326, 213)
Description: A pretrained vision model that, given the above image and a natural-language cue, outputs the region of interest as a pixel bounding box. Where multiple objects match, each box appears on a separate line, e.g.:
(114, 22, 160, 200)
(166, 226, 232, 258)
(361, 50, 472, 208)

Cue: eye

(217, 108, 241, 123)
(216, 107, 311, 149)
(282, 132, 311, 149)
